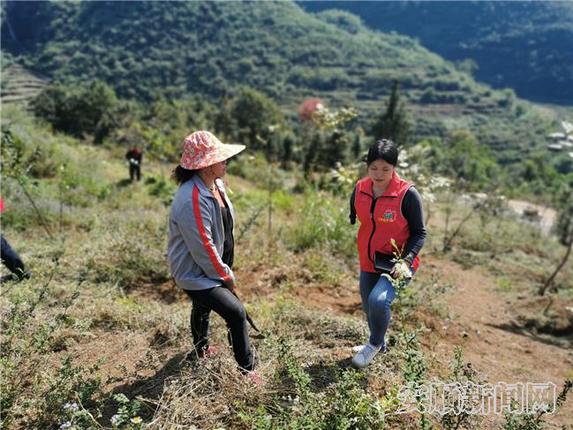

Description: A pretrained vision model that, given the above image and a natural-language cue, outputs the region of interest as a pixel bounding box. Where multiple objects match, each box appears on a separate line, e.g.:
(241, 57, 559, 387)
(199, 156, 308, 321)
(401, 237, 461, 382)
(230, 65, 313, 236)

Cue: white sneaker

(351, 343, 382, 369)
(352, 343, 388, 353)
(351, 344, 367, 353)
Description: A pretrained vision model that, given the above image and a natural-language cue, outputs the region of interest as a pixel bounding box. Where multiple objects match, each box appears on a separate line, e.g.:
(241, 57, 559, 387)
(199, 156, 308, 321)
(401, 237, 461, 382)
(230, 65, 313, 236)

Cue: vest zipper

(367, 195, 378, 265)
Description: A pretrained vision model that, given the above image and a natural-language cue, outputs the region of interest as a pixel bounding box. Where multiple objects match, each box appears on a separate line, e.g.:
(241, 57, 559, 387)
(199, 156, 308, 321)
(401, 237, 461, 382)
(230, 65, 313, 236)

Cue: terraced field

(1, 63, 48, 106)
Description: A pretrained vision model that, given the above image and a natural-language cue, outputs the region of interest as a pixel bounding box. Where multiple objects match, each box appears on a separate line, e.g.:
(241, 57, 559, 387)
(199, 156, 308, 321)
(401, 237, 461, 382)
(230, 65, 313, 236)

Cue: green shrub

(144, 174, 176, 206)
(287, 195, 356, 259)
(239, 338, 385, 430)
(32, 81, 118, 143)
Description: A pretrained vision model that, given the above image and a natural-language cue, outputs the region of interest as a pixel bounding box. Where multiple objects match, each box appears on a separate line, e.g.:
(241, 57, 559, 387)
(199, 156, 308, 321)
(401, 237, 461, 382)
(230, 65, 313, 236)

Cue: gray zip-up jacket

(167, 175, 236, 291)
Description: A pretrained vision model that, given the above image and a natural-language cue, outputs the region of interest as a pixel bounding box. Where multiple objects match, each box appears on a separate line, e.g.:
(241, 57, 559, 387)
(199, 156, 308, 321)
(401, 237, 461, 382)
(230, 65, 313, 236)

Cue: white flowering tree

(398, 143, 451, 226)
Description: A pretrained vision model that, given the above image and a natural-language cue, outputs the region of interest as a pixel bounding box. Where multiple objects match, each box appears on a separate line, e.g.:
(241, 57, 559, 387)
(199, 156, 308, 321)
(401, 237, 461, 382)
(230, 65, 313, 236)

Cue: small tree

(304, 104, 358, 173)
(231, 87, 284, 150)
(254, 126, 284, 260)
(399, 142, 451, 225)
(213, 96, 236, 141)
(318, 130, 350, 168)
(351, 128, 364, 160)
(280, 133, 295, 168)
(429, 130, 501, 191)
(31, 85, 71, 132)
(371, 80, 409, 147)
(303, 131, 323, 177)
(539, 188, 573, 295)
(76, 81, 118, 143)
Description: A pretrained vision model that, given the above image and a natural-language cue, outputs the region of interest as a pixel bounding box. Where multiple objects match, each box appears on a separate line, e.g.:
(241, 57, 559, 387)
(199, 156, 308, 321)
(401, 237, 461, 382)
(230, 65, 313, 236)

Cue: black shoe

(0, 274, 18, 283)
(1, 271, 32, 284)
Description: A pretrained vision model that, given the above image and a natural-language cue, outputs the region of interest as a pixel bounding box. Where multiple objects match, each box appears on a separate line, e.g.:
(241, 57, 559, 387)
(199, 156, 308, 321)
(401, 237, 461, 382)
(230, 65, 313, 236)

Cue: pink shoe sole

(245, 370, 263, 387)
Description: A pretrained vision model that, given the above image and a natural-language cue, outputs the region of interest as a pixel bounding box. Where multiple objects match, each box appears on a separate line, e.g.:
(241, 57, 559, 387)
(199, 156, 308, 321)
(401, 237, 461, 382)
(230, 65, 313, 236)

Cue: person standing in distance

(125, 146, 143, 182)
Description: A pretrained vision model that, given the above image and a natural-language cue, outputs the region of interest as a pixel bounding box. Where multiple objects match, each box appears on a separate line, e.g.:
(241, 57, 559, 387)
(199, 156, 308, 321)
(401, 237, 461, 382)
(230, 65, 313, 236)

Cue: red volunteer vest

(354, 172, 420, 273)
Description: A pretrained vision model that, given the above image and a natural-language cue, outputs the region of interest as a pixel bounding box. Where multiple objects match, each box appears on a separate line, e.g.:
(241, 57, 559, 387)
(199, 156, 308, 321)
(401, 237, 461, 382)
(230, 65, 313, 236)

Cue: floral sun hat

(180, 131, 246, 170)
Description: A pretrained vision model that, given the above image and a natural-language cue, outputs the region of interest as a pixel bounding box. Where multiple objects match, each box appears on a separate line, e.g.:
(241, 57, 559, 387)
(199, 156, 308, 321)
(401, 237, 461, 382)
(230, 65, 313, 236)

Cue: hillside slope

(3, 1, 573, 211)
(1, 1, 463, 102)
(1, 1, 567, 159)
(301, 1, 573, 105)
(0, 63, 48, 105)
(1, 107, 571, 428)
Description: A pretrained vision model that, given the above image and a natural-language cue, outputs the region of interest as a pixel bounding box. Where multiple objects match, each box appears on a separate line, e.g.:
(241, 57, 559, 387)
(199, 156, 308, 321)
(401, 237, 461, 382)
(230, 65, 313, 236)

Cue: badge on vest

(378, 209, 397, 223)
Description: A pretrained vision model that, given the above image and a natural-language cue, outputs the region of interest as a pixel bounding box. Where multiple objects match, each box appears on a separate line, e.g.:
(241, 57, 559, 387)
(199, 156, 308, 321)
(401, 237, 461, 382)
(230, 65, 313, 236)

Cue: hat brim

(180, 143, 246, 170)
(214, 143, 246, 165)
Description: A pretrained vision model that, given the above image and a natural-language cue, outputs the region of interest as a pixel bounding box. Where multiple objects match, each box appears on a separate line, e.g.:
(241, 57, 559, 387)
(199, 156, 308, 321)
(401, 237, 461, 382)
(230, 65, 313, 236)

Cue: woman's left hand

(390, 261, 412, 280)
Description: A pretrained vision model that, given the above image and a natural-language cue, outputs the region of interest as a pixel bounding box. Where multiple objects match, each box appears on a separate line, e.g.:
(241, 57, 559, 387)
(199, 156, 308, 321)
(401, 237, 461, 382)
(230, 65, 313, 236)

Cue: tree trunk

(539, 231, 573, 296)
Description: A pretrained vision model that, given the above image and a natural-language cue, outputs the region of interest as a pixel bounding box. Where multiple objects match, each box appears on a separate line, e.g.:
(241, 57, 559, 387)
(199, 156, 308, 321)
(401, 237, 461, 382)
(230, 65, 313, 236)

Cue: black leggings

(185, 287, 254, 371)
(129, 163, 141, 181)
(1, 235, 27, 278)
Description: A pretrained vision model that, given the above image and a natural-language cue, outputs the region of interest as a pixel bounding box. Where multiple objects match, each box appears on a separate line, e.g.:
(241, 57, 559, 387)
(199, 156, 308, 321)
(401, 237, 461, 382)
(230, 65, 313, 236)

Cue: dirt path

(256, 255, 573, 428)
(421, 257, 573, 428)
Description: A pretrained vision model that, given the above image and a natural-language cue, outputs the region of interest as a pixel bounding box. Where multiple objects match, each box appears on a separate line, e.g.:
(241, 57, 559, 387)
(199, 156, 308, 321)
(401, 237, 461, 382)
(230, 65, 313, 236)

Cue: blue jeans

(359, 271, 398, 349)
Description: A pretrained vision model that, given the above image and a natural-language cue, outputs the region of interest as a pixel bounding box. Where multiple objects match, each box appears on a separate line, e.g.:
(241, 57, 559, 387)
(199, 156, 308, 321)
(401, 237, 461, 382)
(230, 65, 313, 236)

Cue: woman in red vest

(349, 139, 426, 368)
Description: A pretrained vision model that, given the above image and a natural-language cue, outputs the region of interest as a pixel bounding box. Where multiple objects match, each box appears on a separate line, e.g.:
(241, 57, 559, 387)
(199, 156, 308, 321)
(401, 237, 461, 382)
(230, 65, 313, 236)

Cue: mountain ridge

(301, 0, 573, 105)
(1, 0, 571, 178)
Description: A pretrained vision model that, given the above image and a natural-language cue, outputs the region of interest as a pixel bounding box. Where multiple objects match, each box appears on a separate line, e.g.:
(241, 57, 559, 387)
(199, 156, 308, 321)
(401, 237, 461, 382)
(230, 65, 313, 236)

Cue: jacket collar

(214, 178, 232, 208)
(189, 175, 231, 207)
(189, 174, 216, 200)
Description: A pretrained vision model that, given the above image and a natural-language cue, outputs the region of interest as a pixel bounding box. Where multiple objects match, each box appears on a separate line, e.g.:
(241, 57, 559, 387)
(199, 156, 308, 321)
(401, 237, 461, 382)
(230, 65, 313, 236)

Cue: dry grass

(1, 111, 571, 428)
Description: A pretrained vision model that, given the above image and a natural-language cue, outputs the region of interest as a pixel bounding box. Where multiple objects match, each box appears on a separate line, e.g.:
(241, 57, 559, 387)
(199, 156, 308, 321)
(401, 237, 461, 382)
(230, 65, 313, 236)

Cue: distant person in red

(0, 198, 31, 283)
(125, 147, 143, 182)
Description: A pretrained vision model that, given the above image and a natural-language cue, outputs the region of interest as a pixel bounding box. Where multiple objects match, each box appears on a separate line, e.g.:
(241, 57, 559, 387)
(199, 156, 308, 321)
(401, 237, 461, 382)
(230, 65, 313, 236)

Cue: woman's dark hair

(172, 165, 198, 185)
(366, 139, 398, 166)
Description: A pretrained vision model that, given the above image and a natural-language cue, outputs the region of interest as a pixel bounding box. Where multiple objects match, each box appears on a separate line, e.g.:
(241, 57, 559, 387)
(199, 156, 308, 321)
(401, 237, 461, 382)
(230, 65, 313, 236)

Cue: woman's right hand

(223, 276, 236, 291)
(390, 261, 412, 280)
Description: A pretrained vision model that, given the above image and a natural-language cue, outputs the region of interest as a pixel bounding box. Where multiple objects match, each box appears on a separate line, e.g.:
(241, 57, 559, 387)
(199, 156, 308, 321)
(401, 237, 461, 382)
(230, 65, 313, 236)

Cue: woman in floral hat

(167, 131, 260, 383)
(349, 139, 426, 369)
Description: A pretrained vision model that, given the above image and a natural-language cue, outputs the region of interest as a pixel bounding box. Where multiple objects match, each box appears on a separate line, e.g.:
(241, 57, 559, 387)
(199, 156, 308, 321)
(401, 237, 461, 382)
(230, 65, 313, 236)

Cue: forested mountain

(301, 1, 573, 105)
(2, 0, 491, 105)
(1, 1, 571, 177)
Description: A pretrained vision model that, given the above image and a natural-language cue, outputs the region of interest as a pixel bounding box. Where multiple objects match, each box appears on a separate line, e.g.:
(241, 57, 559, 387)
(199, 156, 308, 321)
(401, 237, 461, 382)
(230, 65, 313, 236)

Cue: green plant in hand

(380, 239, 413, 296)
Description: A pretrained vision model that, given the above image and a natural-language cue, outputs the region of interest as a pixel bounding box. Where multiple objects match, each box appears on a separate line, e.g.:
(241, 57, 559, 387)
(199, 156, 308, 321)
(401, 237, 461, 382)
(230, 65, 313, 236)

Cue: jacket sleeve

(401, 187, 427, 264)
(177, 190, 235, 287)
